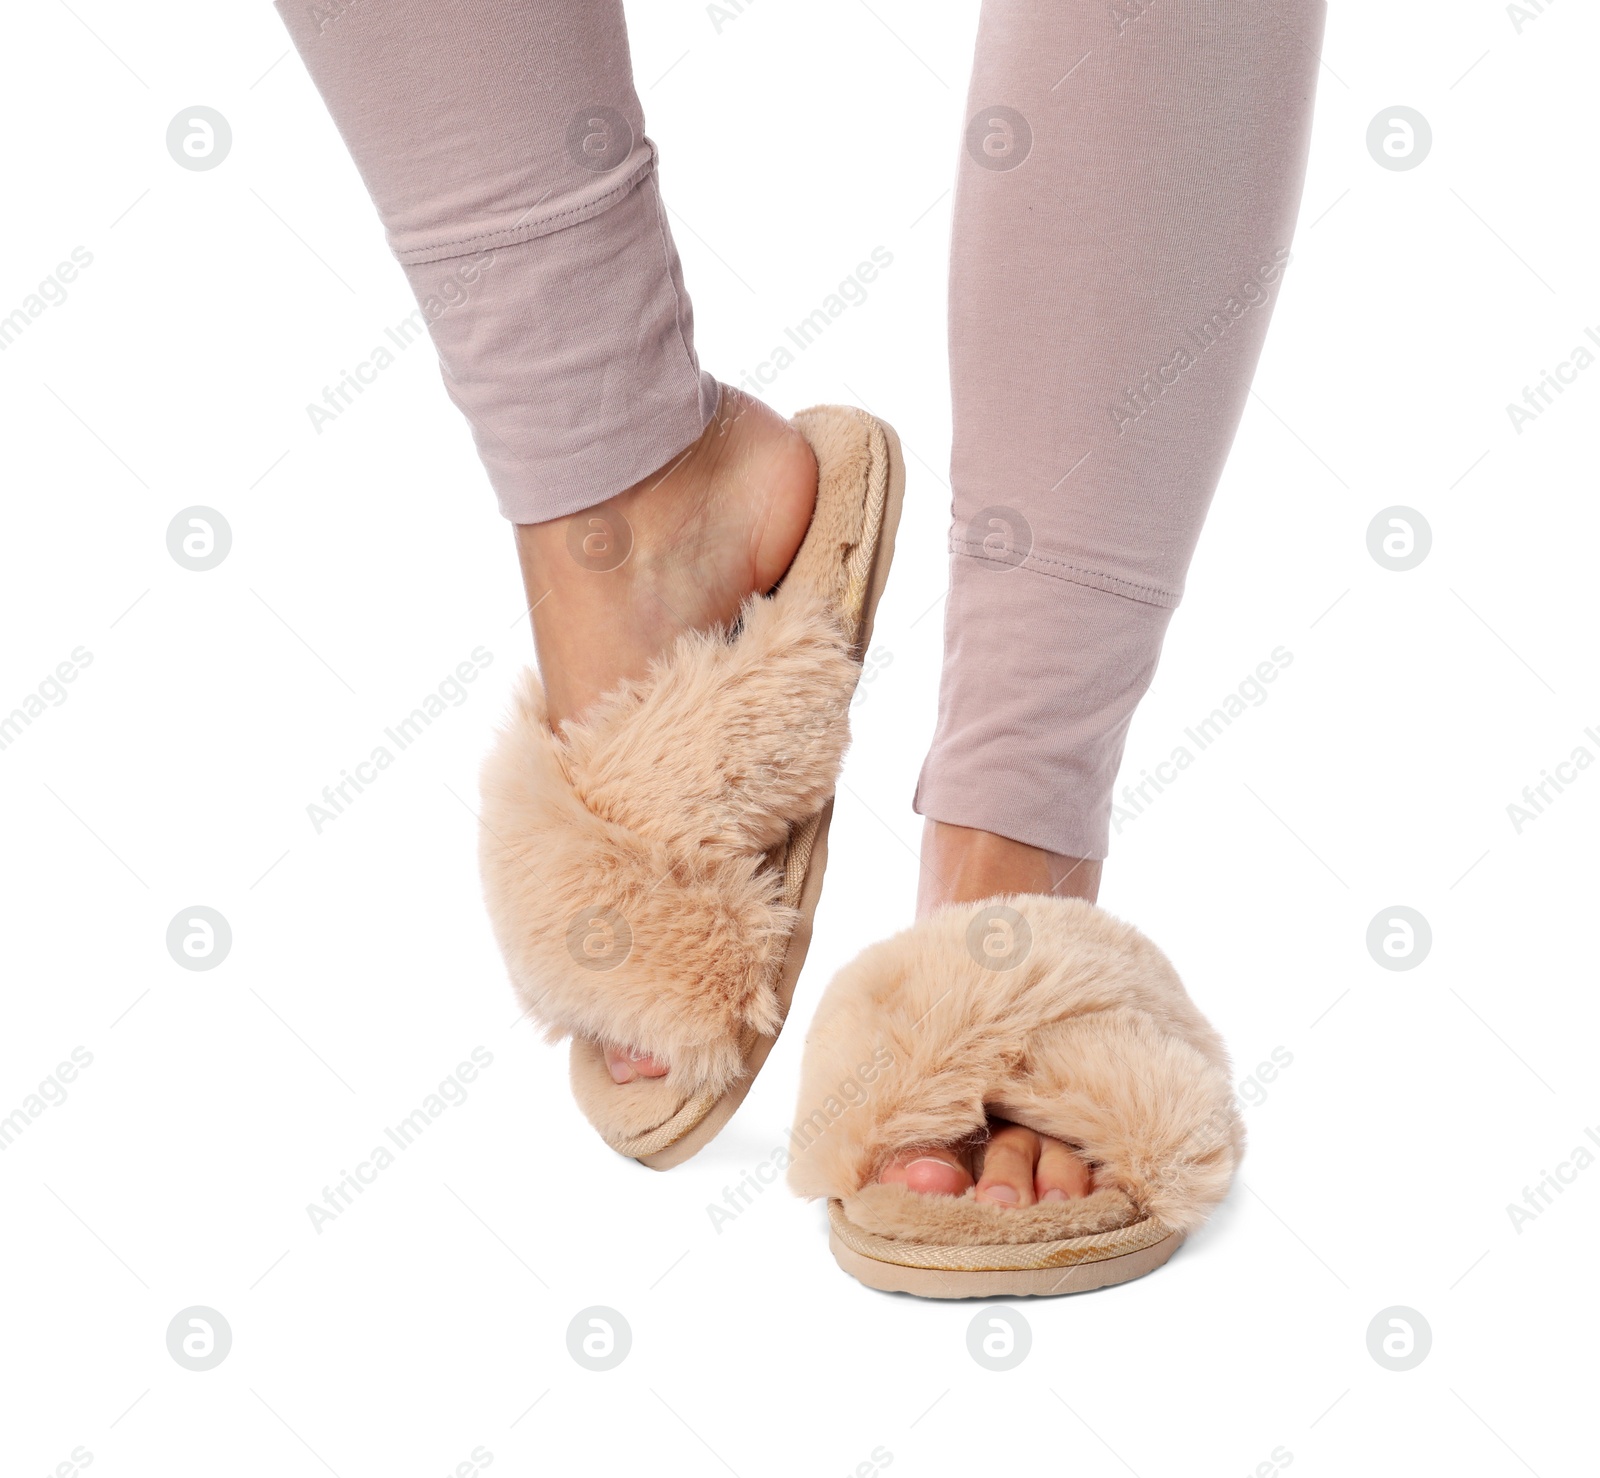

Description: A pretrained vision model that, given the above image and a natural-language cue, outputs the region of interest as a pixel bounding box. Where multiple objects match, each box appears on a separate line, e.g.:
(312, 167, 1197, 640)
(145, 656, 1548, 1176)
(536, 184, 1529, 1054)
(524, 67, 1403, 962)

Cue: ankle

(917, 820, 1102, 916)
(512, 384, 818, 730)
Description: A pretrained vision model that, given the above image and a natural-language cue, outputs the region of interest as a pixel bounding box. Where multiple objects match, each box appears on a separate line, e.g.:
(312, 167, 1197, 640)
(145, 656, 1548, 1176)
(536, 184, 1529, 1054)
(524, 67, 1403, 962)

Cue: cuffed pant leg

(277, 0, 717, 522)
(917, 0, 1327, 859)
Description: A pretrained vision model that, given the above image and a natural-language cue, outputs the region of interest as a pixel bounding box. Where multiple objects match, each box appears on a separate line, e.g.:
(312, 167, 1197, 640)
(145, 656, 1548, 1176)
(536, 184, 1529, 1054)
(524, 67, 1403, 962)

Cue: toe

(1035, 1135, 1095, 1201)
(604, 1047, 636, 1084)
(975, 1122, 1040, 1207)
(879, 1147, 974, 1197)
(604, 1046, 670, 1084)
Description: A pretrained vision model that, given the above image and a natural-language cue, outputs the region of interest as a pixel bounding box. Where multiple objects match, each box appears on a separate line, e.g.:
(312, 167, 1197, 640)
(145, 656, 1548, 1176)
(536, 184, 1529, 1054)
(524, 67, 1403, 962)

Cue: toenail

(607, 1059, 634, 1085)
(1040, 1188, 1070, 1202)
(908, 1157, 955, 1171)
(980, 1184, 1019, 1205)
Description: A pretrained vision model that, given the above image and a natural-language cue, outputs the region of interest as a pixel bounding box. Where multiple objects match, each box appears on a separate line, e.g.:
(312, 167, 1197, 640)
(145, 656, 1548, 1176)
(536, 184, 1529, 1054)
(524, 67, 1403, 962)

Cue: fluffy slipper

(479, 407, 904, 1167)
(787, 894, 1242, 1297)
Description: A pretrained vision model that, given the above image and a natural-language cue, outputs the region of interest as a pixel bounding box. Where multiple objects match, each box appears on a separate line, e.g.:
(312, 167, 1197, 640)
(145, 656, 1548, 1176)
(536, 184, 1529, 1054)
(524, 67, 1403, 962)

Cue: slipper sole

(826, 1200, 1183, 1299)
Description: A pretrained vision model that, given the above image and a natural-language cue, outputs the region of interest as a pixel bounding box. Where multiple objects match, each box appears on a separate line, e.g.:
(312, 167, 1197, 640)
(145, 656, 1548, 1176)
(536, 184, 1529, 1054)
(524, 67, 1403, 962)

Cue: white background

(2, 1, 1596, 1474)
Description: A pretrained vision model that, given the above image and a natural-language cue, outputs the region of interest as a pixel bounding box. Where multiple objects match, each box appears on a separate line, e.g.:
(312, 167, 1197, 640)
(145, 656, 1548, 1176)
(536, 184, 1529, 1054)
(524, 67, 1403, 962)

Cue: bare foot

(516, 383, 818, 731)
(516, 384, 819, 1083)
(880, 822, 1105, 1198)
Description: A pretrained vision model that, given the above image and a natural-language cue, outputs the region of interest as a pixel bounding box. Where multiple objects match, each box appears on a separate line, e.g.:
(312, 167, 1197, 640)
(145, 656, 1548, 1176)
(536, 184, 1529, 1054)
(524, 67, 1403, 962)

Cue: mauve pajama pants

(277, 0, 1326, 860)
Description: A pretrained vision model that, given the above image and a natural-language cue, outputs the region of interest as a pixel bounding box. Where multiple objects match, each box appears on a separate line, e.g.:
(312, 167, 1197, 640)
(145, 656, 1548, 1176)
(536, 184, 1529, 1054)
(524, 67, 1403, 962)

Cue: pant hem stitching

(949, 540, 1180, 609)
(392, 147, 657, 265)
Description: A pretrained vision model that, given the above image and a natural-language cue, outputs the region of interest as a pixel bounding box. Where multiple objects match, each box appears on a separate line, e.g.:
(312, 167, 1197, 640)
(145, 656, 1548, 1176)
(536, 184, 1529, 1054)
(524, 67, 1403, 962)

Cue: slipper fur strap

(788, 895, 1244, 1243)
(479, 589, 860, 1096)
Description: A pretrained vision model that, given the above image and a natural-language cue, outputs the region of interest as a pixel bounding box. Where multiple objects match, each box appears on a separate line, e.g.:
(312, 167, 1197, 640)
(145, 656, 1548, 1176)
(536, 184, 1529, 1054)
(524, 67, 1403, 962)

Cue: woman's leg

(278, 0, 818, 712)
(278, 0, 820, 1076)
(888, 0, 1327, 1203)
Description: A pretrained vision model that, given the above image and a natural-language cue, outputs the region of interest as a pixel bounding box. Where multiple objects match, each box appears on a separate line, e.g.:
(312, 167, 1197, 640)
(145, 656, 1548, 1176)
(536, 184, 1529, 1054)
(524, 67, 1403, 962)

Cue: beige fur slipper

(787, 894, 1242, 1297)
(479, 407, 904, 1168)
